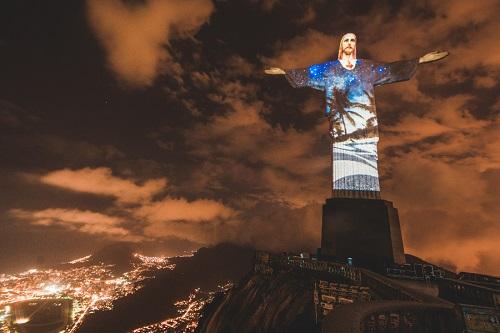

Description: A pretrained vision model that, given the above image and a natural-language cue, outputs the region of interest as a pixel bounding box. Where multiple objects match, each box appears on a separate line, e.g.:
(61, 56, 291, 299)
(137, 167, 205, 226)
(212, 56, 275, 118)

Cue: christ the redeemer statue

(266, 33, 448, 199)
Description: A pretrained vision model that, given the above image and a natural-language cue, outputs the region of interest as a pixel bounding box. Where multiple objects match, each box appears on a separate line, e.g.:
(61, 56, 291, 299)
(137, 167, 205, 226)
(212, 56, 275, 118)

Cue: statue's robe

(285, 58, 418, 198)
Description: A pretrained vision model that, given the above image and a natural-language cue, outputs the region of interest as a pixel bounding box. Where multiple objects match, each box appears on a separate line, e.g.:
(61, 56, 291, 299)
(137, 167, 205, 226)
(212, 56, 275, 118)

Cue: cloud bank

(11, 167, 234, 245)
(41, 167, 166, 204)
(10, 208, 133, 238)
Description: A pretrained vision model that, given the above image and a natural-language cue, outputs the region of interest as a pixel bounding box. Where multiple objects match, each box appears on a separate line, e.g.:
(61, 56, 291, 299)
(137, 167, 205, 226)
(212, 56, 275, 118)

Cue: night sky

(1, 0, 499, 275)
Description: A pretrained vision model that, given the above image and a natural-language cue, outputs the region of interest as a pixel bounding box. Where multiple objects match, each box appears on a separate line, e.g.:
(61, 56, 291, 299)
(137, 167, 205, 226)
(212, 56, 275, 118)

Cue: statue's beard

(343, 48, 353, 56)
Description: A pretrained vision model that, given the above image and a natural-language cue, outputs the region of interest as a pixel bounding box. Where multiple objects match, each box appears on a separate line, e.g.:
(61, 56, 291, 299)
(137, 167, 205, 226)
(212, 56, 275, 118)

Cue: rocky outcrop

(196, 270, 319, 333)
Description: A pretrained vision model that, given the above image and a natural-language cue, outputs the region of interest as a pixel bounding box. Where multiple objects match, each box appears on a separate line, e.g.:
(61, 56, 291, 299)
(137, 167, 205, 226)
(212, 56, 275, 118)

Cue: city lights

(0, 253, 175, 332)
(131, 283, 232, 333)
(13, 317, 30, 324)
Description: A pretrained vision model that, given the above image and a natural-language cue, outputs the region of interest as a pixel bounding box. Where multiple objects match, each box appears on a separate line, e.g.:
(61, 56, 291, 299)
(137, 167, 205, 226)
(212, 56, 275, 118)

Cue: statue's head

(338, 33, 357, 60)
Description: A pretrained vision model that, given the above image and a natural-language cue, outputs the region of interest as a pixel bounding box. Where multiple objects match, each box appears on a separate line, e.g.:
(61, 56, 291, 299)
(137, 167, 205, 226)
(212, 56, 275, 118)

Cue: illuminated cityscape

(131, 283, 232, 333)
(0, 253, 176, 333)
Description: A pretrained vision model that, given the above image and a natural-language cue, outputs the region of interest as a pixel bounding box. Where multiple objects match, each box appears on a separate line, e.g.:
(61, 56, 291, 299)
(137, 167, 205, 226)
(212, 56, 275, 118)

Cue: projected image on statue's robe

(286, 56, 418, 195)
(266, 33, 447, 198)
(284, 33, 420, 198)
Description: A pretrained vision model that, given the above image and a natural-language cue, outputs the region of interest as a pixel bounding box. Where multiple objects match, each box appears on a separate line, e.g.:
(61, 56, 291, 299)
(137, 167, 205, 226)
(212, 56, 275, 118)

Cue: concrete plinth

(320, 198, 405, 269)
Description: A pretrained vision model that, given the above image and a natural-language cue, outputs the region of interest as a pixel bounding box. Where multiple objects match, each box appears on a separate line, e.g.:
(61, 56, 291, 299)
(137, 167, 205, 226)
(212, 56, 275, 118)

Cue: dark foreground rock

(196, 270, 319, 333)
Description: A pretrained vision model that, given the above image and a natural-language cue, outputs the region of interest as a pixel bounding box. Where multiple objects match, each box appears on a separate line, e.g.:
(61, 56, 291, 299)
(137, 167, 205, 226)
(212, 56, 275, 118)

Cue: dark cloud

(0, 100, 38, 127)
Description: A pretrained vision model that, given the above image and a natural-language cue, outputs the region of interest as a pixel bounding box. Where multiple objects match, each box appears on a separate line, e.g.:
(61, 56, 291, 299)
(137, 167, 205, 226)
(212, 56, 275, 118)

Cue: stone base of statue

(319, 196, 405, 270)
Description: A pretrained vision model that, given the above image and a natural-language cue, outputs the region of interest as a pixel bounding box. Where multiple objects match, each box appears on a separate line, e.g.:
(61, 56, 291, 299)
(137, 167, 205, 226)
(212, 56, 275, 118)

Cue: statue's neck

(339, 55, 357, 70)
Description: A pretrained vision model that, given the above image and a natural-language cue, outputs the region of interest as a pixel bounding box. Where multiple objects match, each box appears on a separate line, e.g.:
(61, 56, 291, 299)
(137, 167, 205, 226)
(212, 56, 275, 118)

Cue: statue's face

(341, 33, 356, 56)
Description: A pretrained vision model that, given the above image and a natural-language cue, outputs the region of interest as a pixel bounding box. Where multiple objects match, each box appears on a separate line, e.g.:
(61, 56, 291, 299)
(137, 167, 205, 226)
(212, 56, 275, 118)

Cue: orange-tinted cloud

(137, 197, 236, 245)
(142, 201, 322, 253)
(143, 220, 213, 243)
(10, 208, 137, 240)
(30, 166, 236, 244)
(381, 95, 489, 148)
(87, 0, 213, 86)
(383, 151, 500, 274)
(135, 197, 235, 222)
(40, 167, 166, 204)
(229, 203, 323, 253)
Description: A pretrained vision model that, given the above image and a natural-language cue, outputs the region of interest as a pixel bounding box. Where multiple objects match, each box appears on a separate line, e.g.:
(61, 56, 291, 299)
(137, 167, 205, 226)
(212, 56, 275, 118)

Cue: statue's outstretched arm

(266, 64, 326, 90)
(264, 67, 286, 75)
(419, 51, 449, 64)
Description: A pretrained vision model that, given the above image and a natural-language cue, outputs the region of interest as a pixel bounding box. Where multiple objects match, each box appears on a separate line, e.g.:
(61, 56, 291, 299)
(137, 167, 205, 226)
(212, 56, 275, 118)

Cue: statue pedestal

(319, 198, 405, 269)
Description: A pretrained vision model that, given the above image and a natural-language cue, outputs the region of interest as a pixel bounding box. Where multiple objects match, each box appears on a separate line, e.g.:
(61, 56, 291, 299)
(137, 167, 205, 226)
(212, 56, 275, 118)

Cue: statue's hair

(338, 33, 357, 60)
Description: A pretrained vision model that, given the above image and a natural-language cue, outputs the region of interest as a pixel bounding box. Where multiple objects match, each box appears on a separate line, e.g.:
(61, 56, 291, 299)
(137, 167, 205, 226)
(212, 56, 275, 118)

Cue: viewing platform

(255, 251, 500, 333)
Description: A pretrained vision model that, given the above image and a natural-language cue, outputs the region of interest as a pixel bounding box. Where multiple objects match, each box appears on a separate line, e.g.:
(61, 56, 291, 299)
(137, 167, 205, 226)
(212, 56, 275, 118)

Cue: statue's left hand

(419, 50, 449, 64)
(264, 67, 286, 75)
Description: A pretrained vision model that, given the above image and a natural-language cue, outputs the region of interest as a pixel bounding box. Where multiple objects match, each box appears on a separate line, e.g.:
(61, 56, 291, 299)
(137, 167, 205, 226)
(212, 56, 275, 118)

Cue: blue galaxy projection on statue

(285, 57, 419, 196)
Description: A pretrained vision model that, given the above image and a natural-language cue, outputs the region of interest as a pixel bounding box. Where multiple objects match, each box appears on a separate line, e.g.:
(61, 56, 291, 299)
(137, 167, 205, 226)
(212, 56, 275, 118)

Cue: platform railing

(358, 269, 420, 302)
(256, 252, 449, 303)
(437, 278, 500, 308)
(321, 300, 460, 333)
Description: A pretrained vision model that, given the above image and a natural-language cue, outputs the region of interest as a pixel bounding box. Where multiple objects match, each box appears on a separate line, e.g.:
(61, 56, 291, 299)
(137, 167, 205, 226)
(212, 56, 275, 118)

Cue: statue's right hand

(419, 50, 449, 64)
(264, 67, 286, 75)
